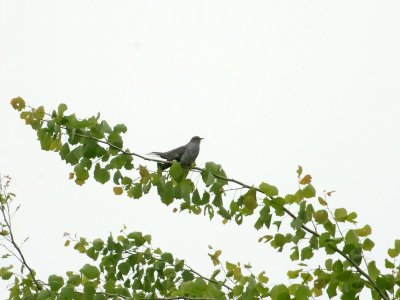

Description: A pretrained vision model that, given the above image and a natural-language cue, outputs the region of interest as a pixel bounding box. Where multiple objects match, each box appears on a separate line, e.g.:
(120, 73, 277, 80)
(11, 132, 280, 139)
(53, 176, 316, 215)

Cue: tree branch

(64, 129, 389, 300)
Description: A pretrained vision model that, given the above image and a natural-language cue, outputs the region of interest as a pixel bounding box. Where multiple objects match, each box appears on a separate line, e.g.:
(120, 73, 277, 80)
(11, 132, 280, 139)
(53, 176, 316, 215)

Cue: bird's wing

(148, 145, 186, 161)
(163, 145, 186, 161)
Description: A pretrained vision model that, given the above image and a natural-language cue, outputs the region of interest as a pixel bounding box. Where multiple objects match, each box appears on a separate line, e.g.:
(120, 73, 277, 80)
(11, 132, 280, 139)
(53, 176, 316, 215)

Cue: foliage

(2, 97, 400, 299)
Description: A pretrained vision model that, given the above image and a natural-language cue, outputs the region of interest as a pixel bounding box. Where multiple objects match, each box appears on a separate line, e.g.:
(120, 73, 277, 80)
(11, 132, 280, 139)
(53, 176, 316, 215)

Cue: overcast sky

(1, 1, 400, 298)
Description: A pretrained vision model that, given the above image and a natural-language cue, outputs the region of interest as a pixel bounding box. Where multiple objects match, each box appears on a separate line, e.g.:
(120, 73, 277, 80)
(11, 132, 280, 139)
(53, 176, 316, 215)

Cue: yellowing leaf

(222, 219, 228, 225)
(139, 165, 150, 178)
(233, 267, 242, 277)
(355, 225, 371, 237)
(209, 250, 222, 266)
(244, 263, 252, 269)
(75, 180, 85, 186)
(258, 235, 273, 243)
(287, 269, 302, 279)
(318, 197, 327, 206)
(10, 97, 26, 111)
(244, 194, 258, 210)
(34, 106, 45, 120)
(173, 208, 178, 213)
(69, 173, 75, 180)
(388, 248, 399, 258)
(258, 271, 269, 284)
(113, 186, 123, 195)
(300, 174, 312, 185)
(327, 190, 336, 196)
(64, 240, 70, 247)
(296, 165, 303, 177)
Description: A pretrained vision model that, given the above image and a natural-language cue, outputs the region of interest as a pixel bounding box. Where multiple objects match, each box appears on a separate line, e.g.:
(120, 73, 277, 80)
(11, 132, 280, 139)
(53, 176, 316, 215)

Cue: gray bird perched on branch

(149, 136, 203, 170)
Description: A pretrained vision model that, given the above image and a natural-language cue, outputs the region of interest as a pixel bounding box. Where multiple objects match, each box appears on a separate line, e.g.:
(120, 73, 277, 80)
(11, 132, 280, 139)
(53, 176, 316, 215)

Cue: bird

(148, 136, 203, 170)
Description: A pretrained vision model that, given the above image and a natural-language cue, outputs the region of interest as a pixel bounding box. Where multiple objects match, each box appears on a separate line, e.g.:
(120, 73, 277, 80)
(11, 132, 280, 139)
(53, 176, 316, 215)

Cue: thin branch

(61, 129, 389, 300)
(0, 203, 41, 290)
(184, 264, 232, 291)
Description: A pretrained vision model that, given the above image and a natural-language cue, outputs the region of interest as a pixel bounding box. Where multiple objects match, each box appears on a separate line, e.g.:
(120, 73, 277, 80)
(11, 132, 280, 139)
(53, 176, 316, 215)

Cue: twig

(0, 203, 41, 290)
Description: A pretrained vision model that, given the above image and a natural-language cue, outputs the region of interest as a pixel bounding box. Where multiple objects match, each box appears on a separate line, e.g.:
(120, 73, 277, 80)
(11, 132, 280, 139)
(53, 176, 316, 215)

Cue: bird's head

(190, 136, 204, 143)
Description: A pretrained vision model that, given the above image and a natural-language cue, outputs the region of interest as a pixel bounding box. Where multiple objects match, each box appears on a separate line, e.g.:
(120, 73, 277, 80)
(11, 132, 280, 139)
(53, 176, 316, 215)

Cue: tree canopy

(1, 97, 399, 299)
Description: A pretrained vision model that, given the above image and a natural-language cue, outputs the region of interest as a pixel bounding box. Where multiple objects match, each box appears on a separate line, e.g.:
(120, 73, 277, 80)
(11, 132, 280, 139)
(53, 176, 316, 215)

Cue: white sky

(1, 1, 400, 298)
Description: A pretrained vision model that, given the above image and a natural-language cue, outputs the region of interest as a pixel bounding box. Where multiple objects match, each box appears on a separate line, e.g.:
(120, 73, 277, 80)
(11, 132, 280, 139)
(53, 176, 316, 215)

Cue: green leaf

(84, 281, 96, 298)
(284, 194, 297, 204)
(395, 240, 400, 251)
(302, 184, 316, 198)
(301, 247, 314, 260)
(93, 238, 104, 251)
(158, 181, 174, 205)
(181, 270, 195, 282)
(314, 210, 328, 224)
(273, 234, 286, 248)
(59, 143, 70, 160)
(233, 285, 244, 296)
(118, 262, 130, 275)
(192, 189, 201, 205)
(334, 208, 347, 222)
(113, 124, 127, 134)
(94, 163, 110, 184)
(67, 274, 81, 286)
(174, 259, 184, 271)
(59, 286, 74, 300)
(161, 252, 174, 264)
(170, 162, 184, 180)
(385, 259, 395, 268)
(58, 103, 68, 116)
(367, 261, 380, 280)
(80, 264, 100, 279)
(325, 259, 333, 271)
(37, 290, 51, 300)
(108, 132, 123, 148)
(127, 232, 146, 246)
(388, 248, 399, 258)
(66, 146, 83, 166)
(345, 230, 359, 245)
(287, 269, 302, 279)
(355, 224, 371, 237)
(295, 285, 311, 300)
(128, 183, 142, 199)
(74, 164, 89, 182)
(113, 170, 122, 185)
(83, 140, 99, 159)
(1, 271, 13, 280)
(362, 238, 375, 251)
(376, 274, 395, 291)
(100, 121, 112, 134)
(48, 274, 64, 291)
(270, 284, 290, 300)
(345, 212, 358, 224)
(259, 182, 278, 197)
(290, 247, 299, 261)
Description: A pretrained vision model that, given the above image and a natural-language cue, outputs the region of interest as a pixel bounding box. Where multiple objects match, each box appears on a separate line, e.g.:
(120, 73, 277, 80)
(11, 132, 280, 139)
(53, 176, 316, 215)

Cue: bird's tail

(147, 152, 162, 157)
(147, 152, 165, 158)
